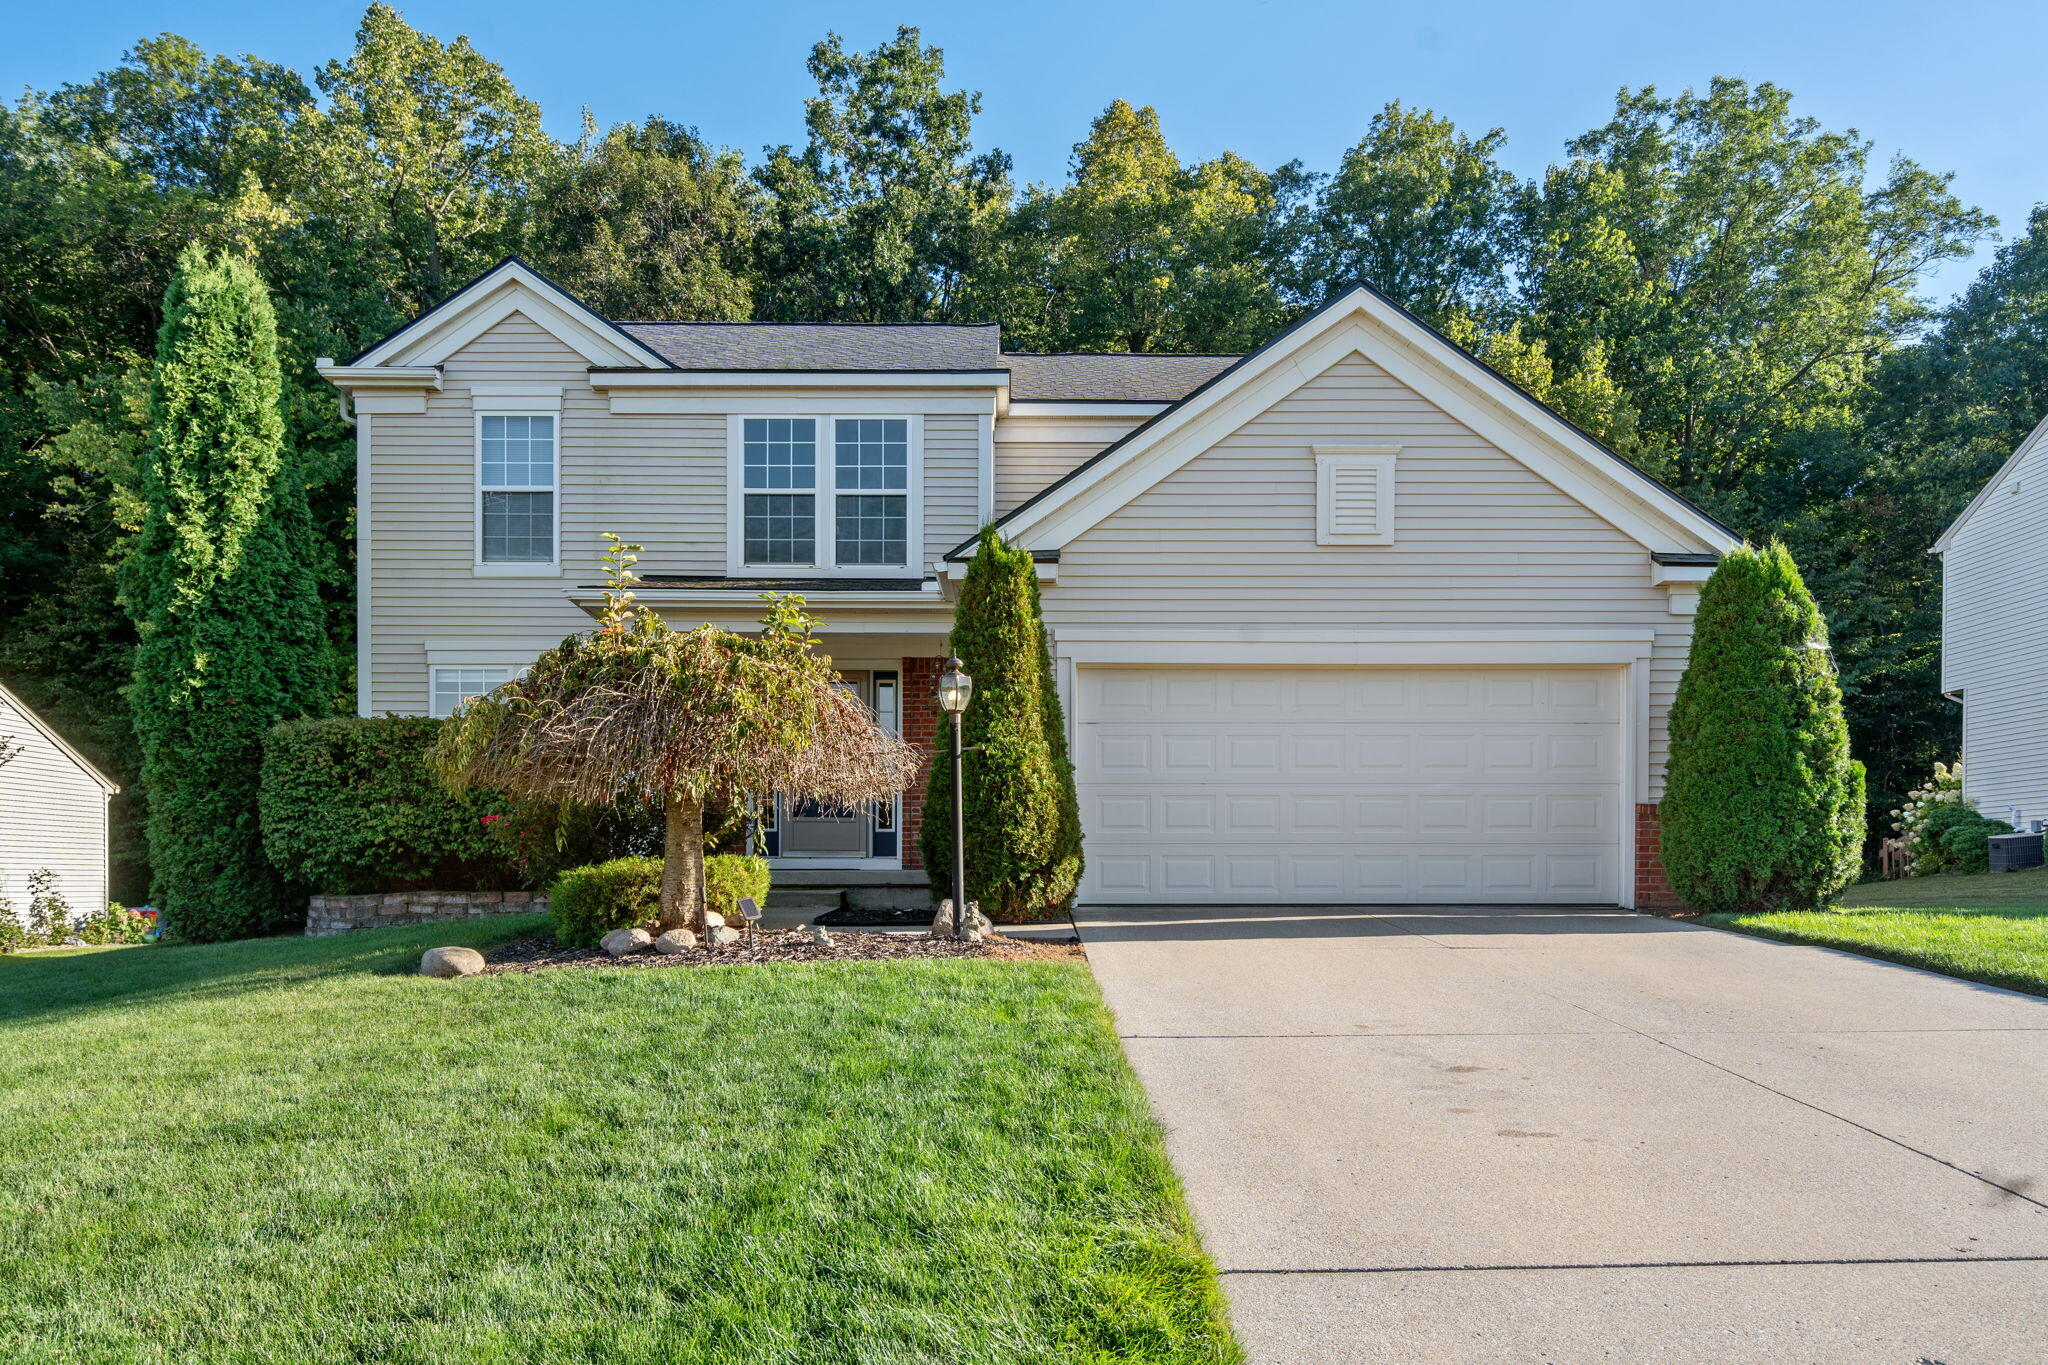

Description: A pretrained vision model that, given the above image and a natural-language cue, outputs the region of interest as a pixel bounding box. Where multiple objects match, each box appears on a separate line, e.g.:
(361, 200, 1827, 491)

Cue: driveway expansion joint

(1221, 1254, 2048, 1276)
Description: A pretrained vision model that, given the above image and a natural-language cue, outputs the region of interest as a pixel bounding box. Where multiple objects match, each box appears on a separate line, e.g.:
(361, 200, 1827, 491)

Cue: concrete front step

(765, 869, 935, 916)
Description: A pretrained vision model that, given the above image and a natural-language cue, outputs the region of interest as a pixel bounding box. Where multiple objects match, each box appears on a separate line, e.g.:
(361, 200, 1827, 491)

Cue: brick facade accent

(1634, 803, 1682, 911)
(898, 656, 946, 873)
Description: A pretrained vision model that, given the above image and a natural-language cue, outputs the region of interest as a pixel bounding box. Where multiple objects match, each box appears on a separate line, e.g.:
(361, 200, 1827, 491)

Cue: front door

(778, 673, 873, 857)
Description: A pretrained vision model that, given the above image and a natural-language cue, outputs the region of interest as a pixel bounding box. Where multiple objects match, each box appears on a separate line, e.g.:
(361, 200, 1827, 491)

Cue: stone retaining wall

(306, 890, 548, 937)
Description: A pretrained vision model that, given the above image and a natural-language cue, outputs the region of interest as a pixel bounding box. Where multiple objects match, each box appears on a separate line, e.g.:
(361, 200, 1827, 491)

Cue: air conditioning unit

(1989, 833, 2045, 873)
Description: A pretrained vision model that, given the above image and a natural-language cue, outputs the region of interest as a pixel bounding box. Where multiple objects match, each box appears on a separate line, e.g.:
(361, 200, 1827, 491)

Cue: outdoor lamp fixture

(936, 657, 973, 939)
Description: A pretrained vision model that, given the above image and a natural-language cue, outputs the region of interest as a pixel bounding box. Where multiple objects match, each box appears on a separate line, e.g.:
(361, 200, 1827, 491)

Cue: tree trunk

(660, 792, 707, 933)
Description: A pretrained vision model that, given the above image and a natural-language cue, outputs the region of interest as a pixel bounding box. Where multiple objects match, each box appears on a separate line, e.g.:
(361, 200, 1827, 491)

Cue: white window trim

(1314, 444, 1399, 546)
(475, 392, 564, 576)
(427, 662, 530, 719)
(726, 413, 924, 578)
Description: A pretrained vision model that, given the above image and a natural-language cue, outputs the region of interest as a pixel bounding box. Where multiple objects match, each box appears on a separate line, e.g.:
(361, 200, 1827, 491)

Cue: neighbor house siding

(364, 313, 991, 715)
(1037, 353, 1694, 797)
(992, 411, 1152, 516)
(0, 690, 111, 916)
(1940, 430, 2048, 825)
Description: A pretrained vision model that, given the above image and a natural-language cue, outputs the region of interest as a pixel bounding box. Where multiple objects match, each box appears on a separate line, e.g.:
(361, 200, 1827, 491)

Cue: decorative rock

(804, 924, 835, 946)
(600, 927, 654, 957)
(419, 946, 485, 978)
(930, 899, 992, 940)
(929, 899, 956, 938)
(653, 928, 698, 954)
(702, 911, 726, 930)
(706, 925, 741, 947)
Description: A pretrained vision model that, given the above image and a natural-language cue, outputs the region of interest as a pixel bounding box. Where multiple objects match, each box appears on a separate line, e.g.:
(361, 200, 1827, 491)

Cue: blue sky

(10, 0, 2046, 302)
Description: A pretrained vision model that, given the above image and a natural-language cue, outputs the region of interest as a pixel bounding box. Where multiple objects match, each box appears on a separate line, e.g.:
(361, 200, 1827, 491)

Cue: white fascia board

(1931, 411, 2048, 554)
(938, 560, 1058, 582)
(317, 363, 443, 392)
(1006, 401, 1170, 418)
(353, 260, 667, 371)
(0, 680, 119, 793)
(1649, 562, 1714, 587)
(994, 286, 1737, 559)
(588, 369, 1008, 390)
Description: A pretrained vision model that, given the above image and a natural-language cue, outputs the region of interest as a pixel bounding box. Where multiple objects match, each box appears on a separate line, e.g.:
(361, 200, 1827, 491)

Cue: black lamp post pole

(951, 706, 967, 940)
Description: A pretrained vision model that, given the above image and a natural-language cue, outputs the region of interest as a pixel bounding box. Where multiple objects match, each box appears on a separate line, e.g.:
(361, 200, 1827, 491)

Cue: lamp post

(936, 656, 974, 939)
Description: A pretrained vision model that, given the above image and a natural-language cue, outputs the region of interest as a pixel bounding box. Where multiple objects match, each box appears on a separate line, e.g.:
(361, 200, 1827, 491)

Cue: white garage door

(1076, 666, 1623, 905)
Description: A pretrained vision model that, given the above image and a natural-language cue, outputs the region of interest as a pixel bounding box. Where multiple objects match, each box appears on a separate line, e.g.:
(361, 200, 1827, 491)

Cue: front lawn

(0, 918, 1237, 1364)
(1703, 866, 2048, 996)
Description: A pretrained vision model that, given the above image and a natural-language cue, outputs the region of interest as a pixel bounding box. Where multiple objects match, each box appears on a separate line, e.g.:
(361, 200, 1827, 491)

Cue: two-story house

(320, 259, 1737, 908)
(1934, 413, 2048, 832)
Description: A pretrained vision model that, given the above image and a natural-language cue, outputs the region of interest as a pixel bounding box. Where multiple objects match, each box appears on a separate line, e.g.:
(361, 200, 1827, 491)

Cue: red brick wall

(899, 657, 945, 872)
(1634, 803, 1682, 911)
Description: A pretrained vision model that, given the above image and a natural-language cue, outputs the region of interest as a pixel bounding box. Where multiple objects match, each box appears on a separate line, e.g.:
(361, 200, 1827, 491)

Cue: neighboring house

(0, 680, 119, 917)
(320, 258, 1737, 908)
(1933, 413, 2048, 831)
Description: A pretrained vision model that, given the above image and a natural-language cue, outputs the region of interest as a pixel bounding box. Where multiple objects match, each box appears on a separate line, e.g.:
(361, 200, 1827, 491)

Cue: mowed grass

(0, 917, 1238, 1365)
(1704, 866, 2048, 996)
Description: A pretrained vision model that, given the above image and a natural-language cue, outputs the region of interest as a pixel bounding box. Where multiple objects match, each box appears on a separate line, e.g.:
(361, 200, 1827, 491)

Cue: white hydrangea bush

(1889, 760, 1972, 875)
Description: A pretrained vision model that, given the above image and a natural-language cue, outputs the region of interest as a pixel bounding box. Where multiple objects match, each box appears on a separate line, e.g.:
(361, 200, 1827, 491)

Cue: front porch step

(767, 869, 934, 915)
(774, 868, 932, 887)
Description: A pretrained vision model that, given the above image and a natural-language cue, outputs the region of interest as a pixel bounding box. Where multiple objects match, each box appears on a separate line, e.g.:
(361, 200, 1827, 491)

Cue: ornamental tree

(1660, 542, 1865, 912)
(432, 541, 918, 933)
(123, 248, 334, 941)
(919, 527, 1083, 919)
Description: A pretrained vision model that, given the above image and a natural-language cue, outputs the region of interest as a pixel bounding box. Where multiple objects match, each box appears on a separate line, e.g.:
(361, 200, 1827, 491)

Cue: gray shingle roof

(1001, 352, 1240, 403)
(610, 321, 1243, 402)
(617, 322, 1002, 371)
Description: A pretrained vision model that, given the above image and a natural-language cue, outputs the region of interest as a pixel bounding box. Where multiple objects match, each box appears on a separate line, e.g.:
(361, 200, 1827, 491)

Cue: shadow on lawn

(0, 913, 551, 1027)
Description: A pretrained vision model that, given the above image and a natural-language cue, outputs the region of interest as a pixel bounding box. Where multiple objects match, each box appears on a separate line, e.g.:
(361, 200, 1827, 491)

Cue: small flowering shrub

(76, 903, 153, 946)
(1890, 762, 2013, 875)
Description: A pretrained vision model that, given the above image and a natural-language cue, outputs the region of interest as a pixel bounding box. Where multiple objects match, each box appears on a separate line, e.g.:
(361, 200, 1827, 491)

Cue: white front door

(1075, 665, 1623, 904)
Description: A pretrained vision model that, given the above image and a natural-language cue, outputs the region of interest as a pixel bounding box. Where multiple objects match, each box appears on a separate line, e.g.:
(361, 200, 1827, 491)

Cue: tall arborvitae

(124, 249, 333, 940)
(920, 527, 1083, 919)
(1660, 543, 1864, 913)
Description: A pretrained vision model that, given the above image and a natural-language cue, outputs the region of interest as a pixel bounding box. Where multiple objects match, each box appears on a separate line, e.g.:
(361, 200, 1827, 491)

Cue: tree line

(3, 4, 2045, 898)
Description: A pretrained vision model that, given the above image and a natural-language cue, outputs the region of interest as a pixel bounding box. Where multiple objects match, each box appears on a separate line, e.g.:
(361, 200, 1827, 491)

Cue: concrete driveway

(1076, 904, 2048, 1363)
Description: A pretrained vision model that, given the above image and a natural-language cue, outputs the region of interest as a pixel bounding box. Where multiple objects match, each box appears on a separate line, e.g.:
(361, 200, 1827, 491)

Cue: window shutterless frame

(726, 413, 923, 577)
(474, 411, 560, 575)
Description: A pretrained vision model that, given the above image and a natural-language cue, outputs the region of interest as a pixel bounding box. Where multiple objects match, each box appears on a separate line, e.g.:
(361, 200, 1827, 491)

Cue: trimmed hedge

(261, 716, 513, 894)
(549, 855, 770, 948)
(1661, 543, 1865, 913)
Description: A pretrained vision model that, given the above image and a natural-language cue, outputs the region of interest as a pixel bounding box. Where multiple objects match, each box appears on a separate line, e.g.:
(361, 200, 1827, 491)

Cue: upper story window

(479, 414, 556, 565)
(735, 416, 915, 573)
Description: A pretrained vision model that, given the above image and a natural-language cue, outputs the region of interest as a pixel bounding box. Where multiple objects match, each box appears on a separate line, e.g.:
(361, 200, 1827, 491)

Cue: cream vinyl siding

(1039, 353, 1693, 797)
(0, 690, 111, 916)
(992, 411, 1151, 516)
(1940, 431, 2048, 824)
(364, 313, 986, 714)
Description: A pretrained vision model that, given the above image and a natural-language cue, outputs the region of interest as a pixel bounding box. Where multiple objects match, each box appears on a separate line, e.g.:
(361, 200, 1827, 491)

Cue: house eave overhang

(316, 363, 444, 393)
(1930, 410, 2048, 555)
(586, 368, 1010, 391)
(0, 680, 120, 794)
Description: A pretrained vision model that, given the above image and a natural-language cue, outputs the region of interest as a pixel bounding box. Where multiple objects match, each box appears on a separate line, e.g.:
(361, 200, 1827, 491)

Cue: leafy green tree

(123, 250, 334, 940)
(536, 116, 757, 321)
(1291, 102, 1520, 323)
(920, 528, 1083, 919)
(1517, 78, 1990, 519)
(1661, 544, 1864, 912)
(301, 4, 558, 313)
(998, 100, 1290, 353)
(753, 27, 1011, 323)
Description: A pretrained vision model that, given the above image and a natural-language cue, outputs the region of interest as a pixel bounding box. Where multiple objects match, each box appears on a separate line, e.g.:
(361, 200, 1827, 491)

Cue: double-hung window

(478, 414, 556, 565)
(739, 416, 912, 572)
(430, 666, 520, 718)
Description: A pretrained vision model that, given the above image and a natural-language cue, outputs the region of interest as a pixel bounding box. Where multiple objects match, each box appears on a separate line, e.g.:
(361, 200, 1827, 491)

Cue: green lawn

(1703, 866, 2048, 996)
(0, 918, 1238, 1364)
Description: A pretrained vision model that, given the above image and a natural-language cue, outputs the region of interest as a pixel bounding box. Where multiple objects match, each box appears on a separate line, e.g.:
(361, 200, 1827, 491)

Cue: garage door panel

(1077, 665, 1623, 906)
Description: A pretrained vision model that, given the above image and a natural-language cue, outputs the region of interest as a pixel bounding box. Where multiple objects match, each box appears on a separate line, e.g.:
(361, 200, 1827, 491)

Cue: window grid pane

(743, 417, 817, 490)
(432, 667, 515, 719)
(834, 418, 908, 490)
(745, 493, 816, 564)
(834, 494, 907, 566)
(482, 490, 553, 562)
(481, 414, 554, 488)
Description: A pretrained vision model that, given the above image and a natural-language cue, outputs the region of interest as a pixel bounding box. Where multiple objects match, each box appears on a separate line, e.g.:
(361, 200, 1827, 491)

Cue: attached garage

(1074, 664, 1625, 905)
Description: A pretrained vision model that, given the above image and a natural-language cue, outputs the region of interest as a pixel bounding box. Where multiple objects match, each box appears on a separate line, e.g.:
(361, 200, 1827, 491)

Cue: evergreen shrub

(549, 855, 769, 947)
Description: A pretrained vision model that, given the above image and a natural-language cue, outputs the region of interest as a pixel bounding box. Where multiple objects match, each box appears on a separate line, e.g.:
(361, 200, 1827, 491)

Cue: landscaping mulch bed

(813, 906, 1077, 930)
(480, 926, 1082, 973)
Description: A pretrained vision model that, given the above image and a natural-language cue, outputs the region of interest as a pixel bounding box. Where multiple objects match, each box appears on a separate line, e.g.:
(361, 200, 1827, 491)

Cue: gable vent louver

(1314, 445, 1399, 545)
